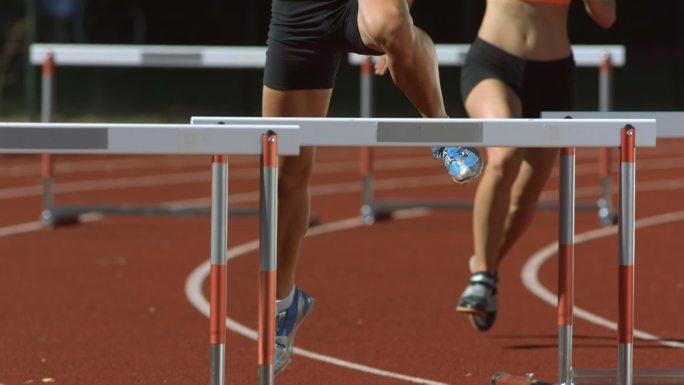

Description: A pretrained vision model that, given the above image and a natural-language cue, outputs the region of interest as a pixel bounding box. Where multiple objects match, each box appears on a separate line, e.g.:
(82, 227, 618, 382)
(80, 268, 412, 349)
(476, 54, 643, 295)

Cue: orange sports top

(522, 0, 571, 4)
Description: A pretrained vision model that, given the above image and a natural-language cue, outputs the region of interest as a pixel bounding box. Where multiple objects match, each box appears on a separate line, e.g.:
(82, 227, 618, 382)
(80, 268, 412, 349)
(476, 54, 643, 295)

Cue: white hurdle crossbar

(542, 112, 684, 385)
(0, 117, 656, 385)
(349, 45, 626, 226)
(30, 43, 267, 68)
(543, 111, 684, 139)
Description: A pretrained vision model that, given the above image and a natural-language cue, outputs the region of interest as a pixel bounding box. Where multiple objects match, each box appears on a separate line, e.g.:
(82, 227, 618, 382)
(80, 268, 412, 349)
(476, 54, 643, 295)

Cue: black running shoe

(456, 271, 498, 331)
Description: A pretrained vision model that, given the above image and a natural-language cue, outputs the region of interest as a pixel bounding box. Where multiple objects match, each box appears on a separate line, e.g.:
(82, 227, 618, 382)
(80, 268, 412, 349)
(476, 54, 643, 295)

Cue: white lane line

(185, 211, 451, 385)
(0, 209, 446, 383)
(521, 210, 684, 349)
(0, 221, 43, 237)
(163, 175, 684, 209)
(3, 145, 683, 177)
(0, 155, 255, 177)
(0, 156, 437, 200)
(6, 153, 684, 201)
(0, 214, 103, 237)
(539, 177, 684, 202)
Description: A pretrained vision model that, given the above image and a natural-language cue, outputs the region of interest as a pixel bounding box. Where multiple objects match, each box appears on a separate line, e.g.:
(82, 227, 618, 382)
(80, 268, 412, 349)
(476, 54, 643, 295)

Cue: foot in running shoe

(432, 146, 484, 183)
(275, 287, 315, 375)
(456, 271, 498, 331)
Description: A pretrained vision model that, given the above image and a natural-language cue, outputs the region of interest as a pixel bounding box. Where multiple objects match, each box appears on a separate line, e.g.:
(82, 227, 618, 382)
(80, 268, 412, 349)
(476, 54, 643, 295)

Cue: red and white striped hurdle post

(258, 132, 278, 385)
(618, 125, 636, 385)
(558, 147, 576, 385)
(209, 155, 229, 385)
(41, 52, 56, 228)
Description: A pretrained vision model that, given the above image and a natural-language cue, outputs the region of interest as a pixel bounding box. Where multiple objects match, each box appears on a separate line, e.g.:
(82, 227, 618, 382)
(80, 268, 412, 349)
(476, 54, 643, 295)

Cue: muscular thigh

(464, 78, 522, 119)
(356, 0, 411, 51)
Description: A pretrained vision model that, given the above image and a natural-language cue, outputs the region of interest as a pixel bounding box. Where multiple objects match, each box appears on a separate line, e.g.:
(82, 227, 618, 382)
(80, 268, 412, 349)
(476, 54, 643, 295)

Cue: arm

(583, 0, 616, 29)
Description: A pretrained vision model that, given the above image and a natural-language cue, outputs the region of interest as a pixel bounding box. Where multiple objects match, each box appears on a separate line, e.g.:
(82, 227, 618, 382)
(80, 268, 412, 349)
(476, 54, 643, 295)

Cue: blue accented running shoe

(432, 146, 484, 183)
(456, 272, 498, 331)
(274, 287, 315, 375)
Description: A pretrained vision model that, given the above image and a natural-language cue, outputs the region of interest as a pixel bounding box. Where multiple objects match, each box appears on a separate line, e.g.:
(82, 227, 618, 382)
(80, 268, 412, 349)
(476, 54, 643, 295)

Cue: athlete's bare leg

(464, 79, 522, 274)
(262, 86, 332, 299)
(466, 79, 557, 273)
(497, 148, 557, 259)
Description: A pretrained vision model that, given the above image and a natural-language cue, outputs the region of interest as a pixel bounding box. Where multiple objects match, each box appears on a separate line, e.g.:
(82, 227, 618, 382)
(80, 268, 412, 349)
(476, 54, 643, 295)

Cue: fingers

(374, 55, 389, 75)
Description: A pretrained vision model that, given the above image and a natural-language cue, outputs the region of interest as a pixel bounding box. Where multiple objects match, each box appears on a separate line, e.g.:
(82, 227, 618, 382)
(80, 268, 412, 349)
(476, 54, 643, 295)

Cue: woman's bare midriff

(477, 0, 572, 60)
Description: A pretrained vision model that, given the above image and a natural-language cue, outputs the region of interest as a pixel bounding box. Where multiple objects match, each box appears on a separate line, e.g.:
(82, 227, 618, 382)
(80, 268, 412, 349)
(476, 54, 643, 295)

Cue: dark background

(0, 0, 682, 122)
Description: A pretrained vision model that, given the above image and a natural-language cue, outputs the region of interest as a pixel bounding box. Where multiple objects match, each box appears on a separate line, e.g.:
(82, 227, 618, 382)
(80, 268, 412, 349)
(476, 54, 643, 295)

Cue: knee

(361, 7, 414, 53)
(484, 151, 523, 184)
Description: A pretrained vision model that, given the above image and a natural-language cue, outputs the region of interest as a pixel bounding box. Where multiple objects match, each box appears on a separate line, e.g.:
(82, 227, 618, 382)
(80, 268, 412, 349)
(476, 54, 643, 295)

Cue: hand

(374, 55, 389, 75)
(582, 0, 615, 29)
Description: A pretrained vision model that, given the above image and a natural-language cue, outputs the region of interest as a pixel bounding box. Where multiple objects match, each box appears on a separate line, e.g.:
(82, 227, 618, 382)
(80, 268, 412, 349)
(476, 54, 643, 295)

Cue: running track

(1, 143, 683, 385)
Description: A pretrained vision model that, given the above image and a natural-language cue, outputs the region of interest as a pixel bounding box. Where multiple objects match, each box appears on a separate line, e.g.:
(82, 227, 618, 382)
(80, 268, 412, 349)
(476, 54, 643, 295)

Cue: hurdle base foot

(41, 210, 80, 229)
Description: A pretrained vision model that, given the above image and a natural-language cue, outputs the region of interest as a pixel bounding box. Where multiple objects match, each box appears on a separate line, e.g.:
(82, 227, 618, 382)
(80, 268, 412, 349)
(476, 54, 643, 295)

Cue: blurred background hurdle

(540, 112, 684, 385)
(29, 43, 268, 228)
(30, 43, 626, 229)
(348, 45, 625, 226)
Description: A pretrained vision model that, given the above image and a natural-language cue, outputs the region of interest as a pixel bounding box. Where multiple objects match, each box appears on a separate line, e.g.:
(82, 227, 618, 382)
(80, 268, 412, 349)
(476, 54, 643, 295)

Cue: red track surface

(1, 143, 683, 385)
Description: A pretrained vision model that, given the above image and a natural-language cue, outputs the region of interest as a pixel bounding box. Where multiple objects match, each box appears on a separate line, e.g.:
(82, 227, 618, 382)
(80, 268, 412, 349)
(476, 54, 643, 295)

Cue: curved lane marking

(521, 210, 684, 349)
(185, 210, 451, 385)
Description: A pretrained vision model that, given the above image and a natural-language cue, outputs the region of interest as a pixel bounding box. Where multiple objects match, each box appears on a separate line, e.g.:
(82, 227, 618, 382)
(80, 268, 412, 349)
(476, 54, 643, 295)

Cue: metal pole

(24, 0, 38, 120)
(258, 133, 278, 385)
(359, 56, 376, 224)
(618, 125, 635, 385)
(209, 155, 229, 385)
(40, 53, 56, 228)
(558, 148, 575, 385)
(597, 54, 616, 226)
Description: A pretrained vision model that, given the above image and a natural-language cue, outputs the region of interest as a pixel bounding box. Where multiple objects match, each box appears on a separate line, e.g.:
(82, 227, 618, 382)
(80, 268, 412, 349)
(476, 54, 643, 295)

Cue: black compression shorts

(264, 0, 382, 90)
(460, 38, 575, 118)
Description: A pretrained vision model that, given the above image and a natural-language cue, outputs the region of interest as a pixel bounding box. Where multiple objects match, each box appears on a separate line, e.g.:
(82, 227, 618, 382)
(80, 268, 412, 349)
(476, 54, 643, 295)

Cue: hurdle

(192, 116, 653, 385)
(348, 45, 626, 225)
(0, 117, 655, 384)
(29, 44, 268, 228)
(540, 112, 684, 385)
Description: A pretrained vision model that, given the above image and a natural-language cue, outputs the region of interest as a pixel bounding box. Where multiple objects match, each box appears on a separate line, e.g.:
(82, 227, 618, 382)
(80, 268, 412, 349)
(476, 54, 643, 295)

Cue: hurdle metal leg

(358, 57, 380, 224)
(618, 125, 635, 385)
(40, 52, 57, 228)
(209, 155, 229, 385)
(558, 147, 576, 385)
(570, 126, 636, 385)
(258, 132, 278, 385)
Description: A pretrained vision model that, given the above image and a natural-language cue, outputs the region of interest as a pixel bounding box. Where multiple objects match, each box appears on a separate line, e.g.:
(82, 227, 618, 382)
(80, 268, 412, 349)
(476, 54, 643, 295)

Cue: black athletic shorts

(264, 0, 382, 90)
(461, 38, 575, 118)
